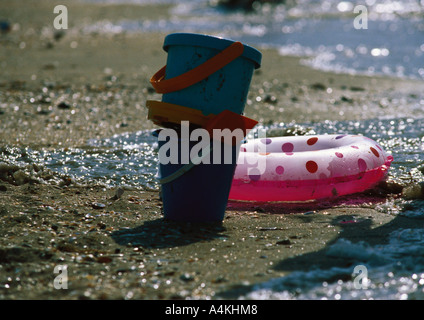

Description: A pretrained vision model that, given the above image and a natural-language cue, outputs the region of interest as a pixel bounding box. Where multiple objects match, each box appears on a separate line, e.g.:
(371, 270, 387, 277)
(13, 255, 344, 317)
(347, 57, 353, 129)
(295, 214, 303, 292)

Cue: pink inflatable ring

(229, 134, 393, 202)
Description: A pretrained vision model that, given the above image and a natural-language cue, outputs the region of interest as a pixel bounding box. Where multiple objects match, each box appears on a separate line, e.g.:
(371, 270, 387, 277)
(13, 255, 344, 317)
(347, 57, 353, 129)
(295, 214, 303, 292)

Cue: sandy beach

(1, 0, 424, 300)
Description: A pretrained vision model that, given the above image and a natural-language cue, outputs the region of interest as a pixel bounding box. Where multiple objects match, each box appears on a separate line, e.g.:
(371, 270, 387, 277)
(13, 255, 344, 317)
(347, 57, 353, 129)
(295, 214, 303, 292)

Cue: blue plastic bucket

(158, 134, 238, 222)
(161, 33, 262, 116)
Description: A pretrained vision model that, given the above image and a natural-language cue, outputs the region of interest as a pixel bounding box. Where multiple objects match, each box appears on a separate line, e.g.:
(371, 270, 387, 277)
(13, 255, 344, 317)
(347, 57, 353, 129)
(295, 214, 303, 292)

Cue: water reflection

(2, 117, 423, 193)
(83, 0, 424, 79)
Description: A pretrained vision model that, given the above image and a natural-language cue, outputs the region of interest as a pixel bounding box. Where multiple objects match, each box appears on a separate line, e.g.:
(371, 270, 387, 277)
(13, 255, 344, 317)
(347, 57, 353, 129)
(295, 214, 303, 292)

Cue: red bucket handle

(150, 41, 244, 94)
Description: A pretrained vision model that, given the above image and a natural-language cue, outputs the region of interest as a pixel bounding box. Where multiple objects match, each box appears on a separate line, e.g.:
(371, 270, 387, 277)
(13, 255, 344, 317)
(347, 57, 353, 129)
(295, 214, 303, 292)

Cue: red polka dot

(358, 159, 367, 172)
(241, 147, 247, 152)
(249, 174, 261, 181)
(275, 166, 284, 175)
(248, 168, 261, 181)
(335, 152, 343, 158)
(307, 137, 318, 145)
(306, 161, 318, 173)
(261, 138, 272, 145)
(370, 147, 379, 157)
(351, 145, 359, 149)
(282, 142, 294, 153)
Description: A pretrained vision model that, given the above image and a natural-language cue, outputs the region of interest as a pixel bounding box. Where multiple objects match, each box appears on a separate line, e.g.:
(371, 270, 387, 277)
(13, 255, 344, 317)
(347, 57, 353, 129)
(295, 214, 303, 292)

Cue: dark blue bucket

(157, 133, 238, 222)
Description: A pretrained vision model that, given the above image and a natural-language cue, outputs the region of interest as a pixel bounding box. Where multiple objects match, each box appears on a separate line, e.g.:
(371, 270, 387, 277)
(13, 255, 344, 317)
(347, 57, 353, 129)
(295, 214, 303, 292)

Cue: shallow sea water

(85, 0, 424, 79)
(243, 227, 424, 300)
(3, 116, 423, 202)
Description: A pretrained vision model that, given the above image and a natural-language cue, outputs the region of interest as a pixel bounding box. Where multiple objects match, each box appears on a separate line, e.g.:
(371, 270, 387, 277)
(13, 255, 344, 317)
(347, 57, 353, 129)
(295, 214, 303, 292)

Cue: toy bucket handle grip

(150, 42, 244, 94)
(159, 145, 213, 185)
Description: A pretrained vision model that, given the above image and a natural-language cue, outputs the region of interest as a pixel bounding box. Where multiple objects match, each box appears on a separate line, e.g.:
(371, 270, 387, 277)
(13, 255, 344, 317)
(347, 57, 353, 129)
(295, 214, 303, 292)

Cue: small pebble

(13, 170, 29, 185)
(340, 96, 353, 103)
(97, 222, 107, 230)
(180, 273, 194, 282)
(310, 83, 327, 91)
(57, 102, 71, 109)
(0, 20, 11, 33)
(212, 276, 227, 283)
(111, 187, 124, 200)
(264, 95, 277, 103)
(276, 239, 291, 245)
(97, 256, 112, 263)
(257, 227, 283, 231)
(91, 202, 106, 209)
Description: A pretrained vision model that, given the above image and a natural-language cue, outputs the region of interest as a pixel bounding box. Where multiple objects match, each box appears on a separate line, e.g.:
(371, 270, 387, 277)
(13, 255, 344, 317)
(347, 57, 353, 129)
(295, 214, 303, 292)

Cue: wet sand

(1, 0, 424, 300)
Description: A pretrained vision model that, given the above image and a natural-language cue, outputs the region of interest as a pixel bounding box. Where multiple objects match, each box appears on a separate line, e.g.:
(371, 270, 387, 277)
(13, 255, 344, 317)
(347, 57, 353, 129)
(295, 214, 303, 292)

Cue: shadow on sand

(220, 196, 424, 298)
(111, 218, 226, 249)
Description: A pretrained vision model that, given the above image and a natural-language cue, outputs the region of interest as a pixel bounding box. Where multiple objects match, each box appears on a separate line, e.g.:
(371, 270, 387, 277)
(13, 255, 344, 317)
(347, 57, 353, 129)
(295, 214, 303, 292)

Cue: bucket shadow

(111, 218, 226, 249)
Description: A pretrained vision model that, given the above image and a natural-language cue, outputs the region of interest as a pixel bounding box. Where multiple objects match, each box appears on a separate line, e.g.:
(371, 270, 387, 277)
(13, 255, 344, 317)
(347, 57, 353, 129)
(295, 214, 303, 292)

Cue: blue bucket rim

(163, 33, 262, 69)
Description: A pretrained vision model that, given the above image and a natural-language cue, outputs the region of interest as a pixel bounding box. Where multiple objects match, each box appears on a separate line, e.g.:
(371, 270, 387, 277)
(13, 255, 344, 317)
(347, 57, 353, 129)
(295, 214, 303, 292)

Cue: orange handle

(150, 41, 244, 94)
